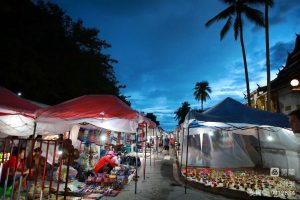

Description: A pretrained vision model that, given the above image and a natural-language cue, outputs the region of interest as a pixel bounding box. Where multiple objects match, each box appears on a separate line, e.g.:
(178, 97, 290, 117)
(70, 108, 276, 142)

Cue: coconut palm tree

(193, 81, 212, 111)
(205, 0, 265, 106)
(174, 101, 191, 125)
(264, 0, 274, 111)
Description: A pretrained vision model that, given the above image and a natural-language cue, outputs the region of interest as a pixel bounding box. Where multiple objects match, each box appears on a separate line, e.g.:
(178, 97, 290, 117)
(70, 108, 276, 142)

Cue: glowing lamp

(290, 79, 299, 87)
(101, 135, 106, 141)
(267, 135, 273, 141)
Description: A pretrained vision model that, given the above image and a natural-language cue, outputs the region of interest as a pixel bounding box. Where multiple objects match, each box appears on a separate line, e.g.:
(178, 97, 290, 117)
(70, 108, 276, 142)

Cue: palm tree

(205, 0, 264, 106)
(174, 101, 191, 125)
(193, 81, 212, 111)
(264, 0, 274, 111)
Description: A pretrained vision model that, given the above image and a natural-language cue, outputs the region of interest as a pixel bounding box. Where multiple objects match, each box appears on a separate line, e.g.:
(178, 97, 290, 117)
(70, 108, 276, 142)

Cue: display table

(180, 167, 299, 200)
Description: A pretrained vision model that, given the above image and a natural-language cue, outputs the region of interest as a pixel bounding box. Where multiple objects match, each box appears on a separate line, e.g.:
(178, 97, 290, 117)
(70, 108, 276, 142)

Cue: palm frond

(243, 5, 265, 27)
(205, 6, 235, 27)
(220, 16, 232, 40)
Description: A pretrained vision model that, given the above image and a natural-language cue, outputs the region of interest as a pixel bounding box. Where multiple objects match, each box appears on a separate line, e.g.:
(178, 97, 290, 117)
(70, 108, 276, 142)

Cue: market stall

(0, 92, 146, 199)
(34, 95, 147, 198)
(180, 97, 300, 199)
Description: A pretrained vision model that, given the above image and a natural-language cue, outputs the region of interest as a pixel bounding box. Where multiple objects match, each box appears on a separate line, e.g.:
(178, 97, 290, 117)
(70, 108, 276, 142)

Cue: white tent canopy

(180, 97, 300, 180)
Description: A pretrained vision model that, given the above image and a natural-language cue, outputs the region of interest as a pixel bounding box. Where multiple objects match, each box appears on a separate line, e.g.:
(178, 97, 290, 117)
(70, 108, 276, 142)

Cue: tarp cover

(187, 97, 290, 128)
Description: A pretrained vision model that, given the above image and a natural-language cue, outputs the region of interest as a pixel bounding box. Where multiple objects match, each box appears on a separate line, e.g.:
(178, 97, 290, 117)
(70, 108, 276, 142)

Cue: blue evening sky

(48, 0, 300, 131)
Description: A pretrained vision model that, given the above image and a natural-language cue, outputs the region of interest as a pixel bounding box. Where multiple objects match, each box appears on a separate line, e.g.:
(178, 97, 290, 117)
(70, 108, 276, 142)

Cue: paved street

(102, 150, 234, 200)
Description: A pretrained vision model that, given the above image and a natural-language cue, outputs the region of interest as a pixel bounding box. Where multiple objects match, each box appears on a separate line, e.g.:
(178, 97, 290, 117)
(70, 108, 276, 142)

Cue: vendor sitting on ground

(0, 147, 29, 193)
(94, 151, 120, 174)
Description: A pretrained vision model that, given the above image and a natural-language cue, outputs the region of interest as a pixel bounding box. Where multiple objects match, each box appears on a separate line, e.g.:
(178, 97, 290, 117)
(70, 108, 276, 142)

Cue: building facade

(250, 34, 300, 114)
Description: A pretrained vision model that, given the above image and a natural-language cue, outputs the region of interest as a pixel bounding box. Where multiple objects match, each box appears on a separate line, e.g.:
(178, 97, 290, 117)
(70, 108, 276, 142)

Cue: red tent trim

(36, 95, 138, 120)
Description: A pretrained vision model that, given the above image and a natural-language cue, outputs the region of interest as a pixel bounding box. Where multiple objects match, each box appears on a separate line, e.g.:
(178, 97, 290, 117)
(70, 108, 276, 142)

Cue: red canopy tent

(0, 87, 41, 137)
(0, 87, 40, 117)
(36, 95, 140, 134)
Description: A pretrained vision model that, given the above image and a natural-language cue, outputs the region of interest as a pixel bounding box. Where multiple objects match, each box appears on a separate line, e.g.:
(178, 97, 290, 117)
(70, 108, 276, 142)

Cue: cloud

(269, 41, 295, 69)
(269, 1, 300, 25)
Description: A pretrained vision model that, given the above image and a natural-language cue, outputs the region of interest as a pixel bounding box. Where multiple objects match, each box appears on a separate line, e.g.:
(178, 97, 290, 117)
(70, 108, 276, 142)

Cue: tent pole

(64, 131, 72, 199)
(144, 125, 147, 180)
(153, 128, 155, 166)
(156, 128, 158, 158)
(149, 126, 151, 167)
(25, 121, 37, 199)
(185, 126, 190, 194)
(256, 127, 263, 167)
(180, 128, 185, 168)
(134, 128, 138, 194)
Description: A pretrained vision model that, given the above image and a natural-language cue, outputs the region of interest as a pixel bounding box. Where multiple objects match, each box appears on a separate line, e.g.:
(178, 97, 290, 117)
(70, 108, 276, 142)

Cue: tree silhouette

(0, 0, 130, 105)
(263, 0, 274, 111)
(174, 101, 191, 125)
(194, 81, 212, 111)
(145, 113, 160, 126)
(205, 0, 265, 106)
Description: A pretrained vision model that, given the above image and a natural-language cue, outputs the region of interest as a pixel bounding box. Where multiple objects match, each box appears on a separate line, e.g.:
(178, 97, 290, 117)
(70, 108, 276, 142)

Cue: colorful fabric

(56, 165, 78, 182)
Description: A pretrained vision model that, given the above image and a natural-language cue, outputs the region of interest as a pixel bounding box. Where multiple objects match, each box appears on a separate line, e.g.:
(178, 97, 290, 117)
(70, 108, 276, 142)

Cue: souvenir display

(55, 165, 78, 183)
(71, 165, 136, 197)
(181, 167, 299, 199)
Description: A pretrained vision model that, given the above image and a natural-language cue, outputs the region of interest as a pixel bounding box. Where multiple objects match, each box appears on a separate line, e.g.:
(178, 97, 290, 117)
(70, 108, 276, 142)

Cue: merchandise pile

(73, 165, 136, 197)
(181, 167, 299, 199)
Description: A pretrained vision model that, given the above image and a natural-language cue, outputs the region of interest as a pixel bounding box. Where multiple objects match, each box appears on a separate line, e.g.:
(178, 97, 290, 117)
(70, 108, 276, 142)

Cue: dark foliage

(0, 0, 130, 105)
(145, 113, 160, 126)
(174, 101, 191, 125)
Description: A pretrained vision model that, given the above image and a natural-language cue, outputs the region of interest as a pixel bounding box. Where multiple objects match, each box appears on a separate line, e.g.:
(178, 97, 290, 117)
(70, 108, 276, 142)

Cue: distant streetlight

(290, 79, 299, 87)
(17, 92, 22, 96)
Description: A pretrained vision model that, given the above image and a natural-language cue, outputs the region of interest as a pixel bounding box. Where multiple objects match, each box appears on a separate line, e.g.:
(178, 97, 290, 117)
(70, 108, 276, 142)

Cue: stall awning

(0, 87, 41, 137)
(36, 95, 138, 120)
(0, 87, 41, 117)
(36, 95, 139, 134)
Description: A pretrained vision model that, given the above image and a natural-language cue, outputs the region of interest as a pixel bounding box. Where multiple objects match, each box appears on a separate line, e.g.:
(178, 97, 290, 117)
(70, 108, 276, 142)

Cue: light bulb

(290, 79, 299, 87)
(267, 135, 273, 141)
(101, 135, 106, 141)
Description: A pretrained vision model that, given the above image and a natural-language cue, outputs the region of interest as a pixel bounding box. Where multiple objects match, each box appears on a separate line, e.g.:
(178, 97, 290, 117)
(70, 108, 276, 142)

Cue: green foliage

(0, 0, 130, 105)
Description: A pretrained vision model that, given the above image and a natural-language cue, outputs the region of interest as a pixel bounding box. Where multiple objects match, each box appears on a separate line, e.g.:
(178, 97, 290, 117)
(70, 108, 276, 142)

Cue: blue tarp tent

(180, 97, 300, 181)
(188, 97, 290, 128)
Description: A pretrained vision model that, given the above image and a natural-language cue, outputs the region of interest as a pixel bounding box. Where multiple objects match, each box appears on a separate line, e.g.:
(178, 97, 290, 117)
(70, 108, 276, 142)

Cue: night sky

(48, 0, 300, 131)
